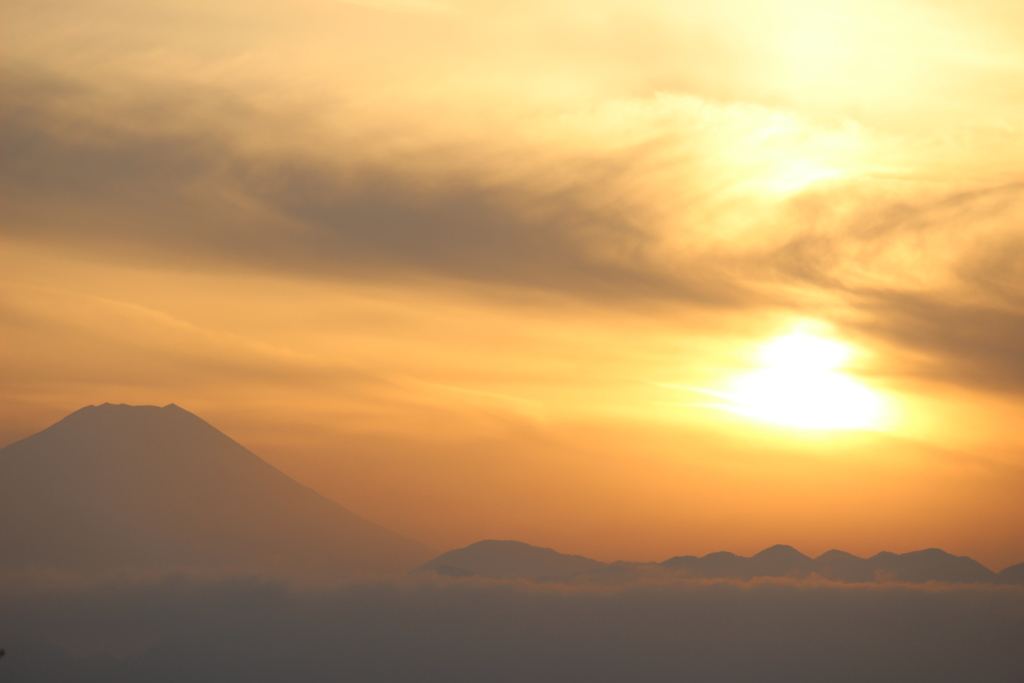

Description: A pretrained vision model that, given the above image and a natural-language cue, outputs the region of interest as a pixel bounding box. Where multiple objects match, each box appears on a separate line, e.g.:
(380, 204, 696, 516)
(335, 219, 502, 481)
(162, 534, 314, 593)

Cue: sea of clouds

(3, 570, 1023, 682)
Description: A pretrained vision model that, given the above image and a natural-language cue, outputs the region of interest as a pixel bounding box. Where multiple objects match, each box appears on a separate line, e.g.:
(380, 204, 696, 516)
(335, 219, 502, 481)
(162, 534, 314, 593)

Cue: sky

(3, 0, 1024, 569)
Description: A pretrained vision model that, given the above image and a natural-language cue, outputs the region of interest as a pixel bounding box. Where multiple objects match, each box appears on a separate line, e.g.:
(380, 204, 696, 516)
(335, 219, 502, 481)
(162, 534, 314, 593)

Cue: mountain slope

(0, 403, 432, 575)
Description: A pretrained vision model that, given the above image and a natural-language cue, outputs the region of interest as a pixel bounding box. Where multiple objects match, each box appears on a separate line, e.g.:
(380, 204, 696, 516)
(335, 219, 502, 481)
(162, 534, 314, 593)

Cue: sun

(664, 328, 887, 431)
(725, 331, 884, 430)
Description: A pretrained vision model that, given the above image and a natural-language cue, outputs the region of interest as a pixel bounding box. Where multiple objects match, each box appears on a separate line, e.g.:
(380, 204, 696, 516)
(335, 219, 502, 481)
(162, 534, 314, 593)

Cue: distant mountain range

(0, 404, 432, 575)
(420, 540, 1024, 586)
(4, 403, 1022, 587)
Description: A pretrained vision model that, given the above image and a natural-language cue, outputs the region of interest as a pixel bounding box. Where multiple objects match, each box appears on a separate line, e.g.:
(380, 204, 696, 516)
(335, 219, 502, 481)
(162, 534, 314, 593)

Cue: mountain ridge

(419, 540, 1023, 586)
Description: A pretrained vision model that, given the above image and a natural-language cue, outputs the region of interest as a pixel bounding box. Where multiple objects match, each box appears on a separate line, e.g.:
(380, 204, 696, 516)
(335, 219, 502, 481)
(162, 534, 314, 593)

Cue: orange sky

(3, 0, 1024, 569)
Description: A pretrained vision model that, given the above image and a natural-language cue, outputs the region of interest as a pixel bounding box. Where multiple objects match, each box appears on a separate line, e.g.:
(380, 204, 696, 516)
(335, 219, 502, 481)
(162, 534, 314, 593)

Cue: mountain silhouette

(661, 546, 1000, 584)
(814, 549, 877, 583)
(420, 541, 1014, 585)
(661, 545, 817, 580)
(866, 548, 996, 584)
(417, 540, 605, 580)
(998, 562, 1024, 585)
(0, 403, 432, 575)
(661, 551, 747, 579)
(749, 544, 818, 577)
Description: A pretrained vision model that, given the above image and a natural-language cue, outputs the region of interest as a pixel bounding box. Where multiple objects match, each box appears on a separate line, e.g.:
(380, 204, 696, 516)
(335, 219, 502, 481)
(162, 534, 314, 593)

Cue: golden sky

(3, 0, 1024, 568)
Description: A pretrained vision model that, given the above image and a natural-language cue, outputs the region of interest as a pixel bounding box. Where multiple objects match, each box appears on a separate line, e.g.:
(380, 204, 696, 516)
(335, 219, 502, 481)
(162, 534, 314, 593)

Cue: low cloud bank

(2, 572, 1022, 682)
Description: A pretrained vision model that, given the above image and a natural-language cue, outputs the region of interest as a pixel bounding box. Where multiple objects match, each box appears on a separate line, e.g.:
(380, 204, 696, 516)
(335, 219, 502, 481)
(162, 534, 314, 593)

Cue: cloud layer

(5, 13, 1024, 393)
(2, 572, 1023, 682)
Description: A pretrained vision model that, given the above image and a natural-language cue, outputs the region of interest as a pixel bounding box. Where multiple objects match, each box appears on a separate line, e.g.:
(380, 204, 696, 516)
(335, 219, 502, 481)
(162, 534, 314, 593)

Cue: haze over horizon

(6, 401, 1021, 577)
(4, 0, 1024, 580)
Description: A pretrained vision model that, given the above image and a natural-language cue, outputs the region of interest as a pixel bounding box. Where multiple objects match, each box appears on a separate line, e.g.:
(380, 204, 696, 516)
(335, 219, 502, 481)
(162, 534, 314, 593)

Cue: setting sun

(728, 331, 885, 430)
(670, 329, 888, 431)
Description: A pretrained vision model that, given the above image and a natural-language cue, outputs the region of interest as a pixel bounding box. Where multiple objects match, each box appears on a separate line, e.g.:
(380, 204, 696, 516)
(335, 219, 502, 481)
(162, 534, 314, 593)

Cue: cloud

(2, 572, 1023, 682)
(856, 292, 1024, 394)
(1, 68, 748, 306)
(758, 181, 1024, 392)
(4, 0, 1024, 406)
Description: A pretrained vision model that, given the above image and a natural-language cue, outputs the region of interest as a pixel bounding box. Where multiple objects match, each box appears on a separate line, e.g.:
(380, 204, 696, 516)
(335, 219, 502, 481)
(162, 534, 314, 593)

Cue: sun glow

(727, 331, 885, 430)
(763, 158, 845, 194)
(664, 329, 887, 431)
